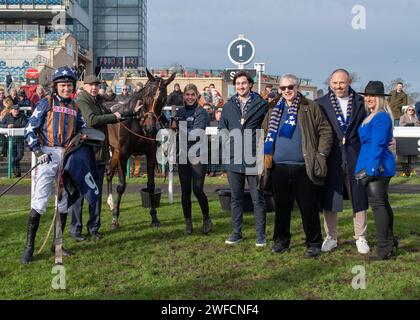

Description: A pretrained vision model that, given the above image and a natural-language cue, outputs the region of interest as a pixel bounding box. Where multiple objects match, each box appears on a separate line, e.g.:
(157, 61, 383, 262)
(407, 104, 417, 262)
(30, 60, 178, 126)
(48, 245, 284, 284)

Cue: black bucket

(216, 189, 275, 213)
(140, 188, 163, 208)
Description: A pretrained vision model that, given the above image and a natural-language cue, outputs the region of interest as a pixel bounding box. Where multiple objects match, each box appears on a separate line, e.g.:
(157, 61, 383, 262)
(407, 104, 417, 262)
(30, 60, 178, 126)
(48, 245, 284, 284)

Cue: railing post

(7, 135, 13, 179)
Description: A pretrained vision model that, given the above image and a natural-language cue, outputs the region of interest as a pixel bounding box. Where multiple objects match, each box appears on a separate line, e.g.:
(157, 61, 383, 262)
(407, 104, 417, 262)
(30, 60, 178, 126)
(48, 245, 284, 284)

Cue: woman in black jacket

(172, 84, 211, 235)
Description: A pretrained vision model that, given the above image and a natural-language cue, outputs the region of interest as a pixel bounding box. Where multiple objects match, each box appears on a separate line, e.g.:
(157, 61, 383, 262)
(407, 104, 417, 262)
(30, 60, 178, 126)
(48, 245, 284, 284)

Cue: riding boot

(202, 214, 213, 235)
(185, 219, 193, 235)
(21, 209, 41, 264)
(51, 212, 72, 257)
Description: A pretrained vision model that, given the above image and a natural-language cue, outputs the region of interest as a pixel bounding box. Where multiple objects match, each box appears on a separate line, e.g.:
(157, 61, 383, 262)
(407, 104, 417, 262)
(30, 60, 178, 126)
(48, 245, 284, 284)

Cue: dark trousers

(366, 177, 395, 255)
(178, 162, 209, 220)
(227, 170, 266, 240)
(271, 163, 322, 248)
(12, 142, 24, 175)
(70, 164, 105, 236)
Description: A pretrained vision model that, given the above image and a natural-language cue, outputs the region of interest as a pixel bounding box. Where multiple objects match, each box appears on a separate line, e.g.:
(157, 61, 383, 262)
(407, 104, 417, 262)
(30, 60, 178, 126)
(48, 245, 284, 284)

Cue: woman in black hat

(355, 81, 398, 260)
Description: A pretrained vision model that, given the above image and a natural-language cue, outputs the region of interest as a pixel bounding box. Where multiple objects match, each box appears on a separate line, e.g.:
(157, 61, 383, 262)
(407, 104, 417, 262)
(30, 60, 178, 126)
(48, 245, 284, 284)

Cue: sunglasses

(279, 85, 296, 91)
(408, 109, 415, 112)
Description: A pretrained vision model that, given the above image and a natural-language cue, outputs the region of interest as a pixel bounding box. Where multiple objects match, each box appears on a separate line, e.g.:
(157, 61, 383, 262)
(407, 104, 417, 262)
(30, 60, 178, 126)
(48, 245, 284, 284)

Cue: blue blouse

(355, 111, 396, 177)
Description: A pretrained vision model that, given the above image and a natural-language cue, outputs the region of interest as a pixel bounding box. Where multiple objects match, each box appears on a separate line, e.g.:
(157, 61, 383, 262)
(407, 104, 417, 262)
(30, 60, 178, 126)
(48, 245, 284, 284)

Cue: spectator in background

(99, 80, 108, 91)
(415, 100, 420, 120)
(209, 84, 224, 107)
(94, 65, 101, 77)
(8, 88, 19, 105)
(6, 72, 13, 93)
(268, 89, 280, 104)
(0, 97, 14, 121)
(0, 87, 5, 110)
(388, 82, 408, 125)
(202, 86, 213, 105)
(18, 89, 32, 117)
(399, 105, 420, 177)
(71, 63, 78, 75)
(30, 85, 46, 109)
(167, 83, 183, 107)
(261, 84, 273, 100)
(134, 82, 144, 93)
(0, 105, 28, 177)
(0, 97, 14, 158)
(203, 104, 214, 122)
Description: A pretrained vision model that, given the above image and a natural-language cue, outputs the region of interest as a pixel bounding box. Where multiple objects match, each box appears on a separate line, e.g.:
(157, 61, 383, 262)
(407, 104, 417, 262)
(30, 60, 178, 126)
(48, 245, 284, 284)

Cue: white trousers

(31, 146, 68, 215)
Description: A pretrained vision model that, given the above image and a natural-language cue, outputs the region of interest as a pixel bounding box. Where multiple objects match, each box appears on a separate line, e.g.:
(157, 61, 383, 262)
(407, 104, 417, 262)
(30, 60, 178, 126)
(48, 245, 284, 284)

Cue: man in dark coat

(219, 71, 268, 247)
(316, 69, 370, 254)
(69, 75, 122, 241)
(0, 105, 28, 177)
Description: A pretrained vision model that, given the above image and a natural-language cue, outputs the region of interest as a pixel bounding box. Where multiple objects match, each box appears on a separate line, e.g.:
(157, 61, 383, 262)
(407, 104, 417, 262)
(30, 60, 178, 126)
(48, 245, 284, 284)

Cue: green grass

(2, 175, 420, 187)
(0, 192, 419, 300)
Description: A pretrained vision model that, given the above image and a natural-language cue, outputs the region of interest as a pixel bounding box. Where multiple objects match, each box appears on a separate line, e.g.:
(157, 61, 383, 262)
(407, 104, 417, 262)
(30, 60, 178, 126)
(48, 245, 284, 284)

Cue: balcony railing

(0, 0, 66, 7)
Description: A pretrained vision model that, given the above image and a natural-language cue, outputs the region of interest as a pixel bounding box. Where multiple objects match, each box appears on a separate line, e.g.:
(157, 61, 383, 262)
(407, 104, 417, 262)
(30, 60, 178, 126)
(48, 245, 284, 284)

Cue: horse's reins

(118, 80, 162, 142)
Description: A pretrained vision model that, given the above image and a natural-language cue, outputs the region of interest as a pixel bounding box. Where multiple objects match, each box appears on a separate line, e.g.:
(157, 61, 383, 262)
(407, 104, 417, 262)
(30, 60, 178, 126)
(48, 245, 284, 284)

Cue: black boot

(51, 212, 72, 257)
(202, 215, 213, 235)
(21, 209, 41, 264)
(185, 219, 193, 235)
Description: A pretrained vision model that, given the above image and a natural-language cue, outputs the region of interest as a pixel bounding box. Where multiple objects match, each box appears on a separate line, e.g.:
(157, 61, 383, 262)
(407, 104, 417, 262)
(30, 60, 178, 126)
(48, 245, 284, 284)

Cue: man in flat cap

(69, 75, 122, 241)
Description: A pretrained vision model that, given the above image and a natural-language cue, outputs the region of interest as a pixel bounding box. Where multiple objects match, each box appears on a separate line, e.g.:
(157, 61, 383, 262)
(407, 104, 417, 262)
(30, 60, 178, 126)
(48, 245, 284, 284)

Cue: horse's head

(136, 68, 176, 137)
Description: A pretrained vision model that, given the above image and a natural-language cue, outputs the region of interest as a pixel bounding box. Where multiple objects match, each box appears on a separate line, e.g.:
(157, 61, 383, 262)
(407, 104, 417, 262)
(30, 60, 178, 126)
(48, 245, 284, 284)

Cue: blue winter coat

(317, 93, 368, 213)
(355, 112, 396, 177)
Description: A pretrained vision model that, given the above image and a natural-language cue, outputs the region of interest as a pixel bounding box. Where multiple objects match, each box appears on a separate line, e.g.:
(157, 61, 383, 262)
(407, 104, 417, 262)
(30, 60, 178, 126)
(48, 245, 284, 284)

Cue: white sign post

(254, 63, 265, 94)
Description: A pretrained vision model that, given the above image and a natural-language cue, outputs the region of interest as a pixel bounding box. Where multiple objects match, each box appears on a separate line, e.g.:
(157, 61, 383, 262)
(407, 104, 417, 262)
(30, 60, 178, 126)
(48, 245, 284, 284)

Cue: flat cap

(84, 75, 101, 85)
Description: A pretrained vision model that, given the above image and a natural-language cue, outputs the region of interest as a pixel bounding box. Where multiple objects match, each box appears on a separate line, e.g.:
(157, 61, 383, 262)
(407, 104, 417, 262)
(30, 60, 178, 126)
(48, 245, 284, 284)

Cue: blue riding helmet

(53, 66, 77, 84)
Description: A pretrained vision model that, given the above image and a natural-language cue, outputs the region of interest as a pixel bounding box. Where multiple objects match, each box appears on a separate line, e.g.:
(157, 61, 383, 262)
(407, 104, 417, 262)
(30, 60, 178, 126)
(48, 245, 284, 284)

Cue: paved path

(3, 184, 420, 196)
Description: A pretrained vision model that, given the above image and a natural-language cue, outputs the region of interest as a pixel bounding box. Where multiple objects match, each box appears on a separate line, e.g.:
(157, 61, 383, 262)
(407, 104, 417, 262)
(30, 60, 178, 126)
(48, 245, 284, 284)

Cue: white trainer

(321, 236, 338, 252)
(356, 237, 370, 254)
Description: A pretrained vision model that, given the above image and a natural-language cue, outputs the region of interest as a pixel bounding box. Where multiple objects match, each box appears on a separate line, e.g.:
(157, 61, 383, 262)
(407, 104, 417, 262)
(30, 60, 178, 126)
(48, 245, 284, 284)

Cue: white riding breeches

(31, 146, 68, 215)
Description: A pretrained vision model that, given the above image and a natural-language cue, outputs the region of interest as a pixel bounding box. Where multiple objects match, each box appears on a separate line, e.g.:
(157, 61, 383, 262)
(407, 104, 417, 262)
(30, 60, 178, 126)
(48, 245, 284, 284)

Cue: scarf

(329, 87, 355, 134)
(264, 93, 302, 155)
(234, 91, 255, 116)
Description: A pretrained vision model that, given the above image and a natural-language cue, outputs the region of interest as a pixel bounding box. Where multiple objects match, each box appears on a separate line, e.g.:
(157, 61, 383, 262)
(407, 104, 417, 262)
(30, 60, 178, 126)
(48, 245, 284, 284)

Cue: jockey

(21, 65, 86, 264)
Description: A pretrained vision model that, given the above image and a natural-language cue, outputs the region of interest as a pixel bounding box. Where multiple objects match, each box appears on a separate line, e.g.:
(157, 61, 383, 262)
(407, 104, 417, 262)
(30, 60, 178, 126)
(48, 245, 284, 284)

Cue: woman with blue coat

(355, 81, 398, 260)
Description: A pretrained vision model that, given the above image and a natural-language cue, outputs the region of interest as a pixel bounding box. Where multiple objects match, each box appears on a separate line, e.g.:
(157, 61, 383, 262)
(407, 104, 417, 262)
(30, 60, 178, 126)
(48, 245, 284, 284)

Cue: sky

(148, 0, 419, 93)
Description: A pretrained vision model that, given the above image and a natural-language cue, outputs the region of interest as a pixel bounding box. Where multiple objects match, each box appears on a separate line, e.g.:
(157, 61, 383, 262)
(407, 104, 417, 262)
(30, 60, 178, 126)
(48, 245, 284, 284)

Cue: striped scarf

(329, 87, 355, 134)
(234, 91, 255, 116)
(264, 93, 302, 155)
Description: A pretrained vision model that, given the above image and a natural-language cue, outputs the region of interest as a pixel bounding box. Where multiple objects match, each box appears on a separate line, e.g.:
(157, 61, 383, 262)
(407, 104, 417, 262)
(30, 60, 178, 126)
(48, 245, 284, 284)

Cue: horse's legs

(147, 151, 160, 227)
(112, 154, 128, 229)
(107, 150, 119, 212)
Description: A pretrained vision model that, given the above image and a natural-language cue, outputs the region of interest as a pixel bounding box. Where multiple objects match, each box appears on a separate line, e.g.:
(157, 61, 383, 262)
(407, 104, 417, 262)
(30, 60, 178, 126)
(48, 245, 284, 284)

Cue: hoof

(111, 217, 120, 230)
(150, 220, 161, 227)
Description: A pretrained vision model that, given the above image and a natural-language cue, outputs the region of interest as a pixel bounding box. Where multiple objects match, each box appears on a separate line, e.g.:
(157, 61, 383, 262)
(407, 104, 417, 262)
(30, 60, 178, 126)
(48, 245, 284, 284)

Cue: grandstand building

(0, 0, 147, 87)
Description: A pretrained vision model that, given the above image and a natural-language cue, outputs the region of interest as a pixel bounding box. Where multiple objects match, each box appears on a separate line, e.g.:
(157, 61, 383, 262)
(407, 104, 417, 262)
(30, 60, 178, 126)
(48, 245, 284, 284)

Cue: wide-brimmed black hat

(359, 81, 391, 96)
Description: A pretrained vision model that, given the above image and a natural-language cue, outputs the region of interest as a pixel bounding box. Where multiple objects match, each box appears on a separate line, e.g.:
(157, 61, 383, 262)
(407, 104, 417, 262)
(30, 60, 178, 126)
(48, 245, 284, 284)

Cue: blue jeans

(70, 164, 105, 235)
(227, 170, 266, 240)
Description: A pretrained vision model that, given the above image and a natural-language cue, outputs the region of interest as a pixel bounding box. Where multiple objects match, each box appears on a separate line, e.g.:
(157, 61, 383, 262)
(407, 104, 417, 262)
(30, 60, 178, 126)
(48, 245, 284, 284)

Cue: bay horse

(105, 69, 176, 229)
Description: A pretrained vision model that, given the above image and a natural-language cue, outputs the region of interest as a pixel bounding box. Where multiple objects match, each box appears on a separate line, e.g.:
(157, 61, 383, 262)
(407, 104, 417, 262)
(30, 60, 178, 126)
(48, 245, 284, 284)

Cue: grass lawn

(0, 192, 419, 300)
(2, 175, 420, 187)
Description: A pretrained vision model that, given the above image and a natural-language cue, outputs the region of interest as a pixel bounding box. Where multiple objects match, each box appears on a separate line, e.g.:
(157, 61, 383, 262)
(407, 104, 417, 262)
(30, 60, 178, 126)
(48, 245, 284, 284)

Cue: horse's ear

(164, 72, 177, 86)
(146, 68, 155, 82)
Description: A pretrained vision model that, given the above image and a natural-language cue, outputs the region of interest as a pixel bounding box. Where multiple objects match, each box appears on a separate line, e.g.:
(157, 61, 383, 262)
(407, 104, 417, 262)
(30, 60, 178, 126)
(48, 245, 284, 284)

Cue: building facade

(93, 0, 147, 70)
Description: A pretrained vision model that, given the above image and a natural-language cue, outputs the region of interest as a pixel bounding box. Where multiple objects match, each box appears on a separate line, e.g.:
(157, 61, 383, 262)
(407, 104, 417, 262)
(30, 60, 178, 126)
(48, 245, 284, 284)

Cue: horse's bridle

(118, 79, 163, 142)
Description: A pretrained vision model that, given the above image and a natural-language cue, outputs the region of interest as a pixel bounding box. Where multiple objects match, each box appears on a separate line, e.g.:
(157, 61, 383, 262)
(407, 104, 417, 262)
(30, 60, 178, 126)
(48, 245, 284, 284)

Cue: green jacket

(388, 90, 408, 119)
(76, 89, 119, 165)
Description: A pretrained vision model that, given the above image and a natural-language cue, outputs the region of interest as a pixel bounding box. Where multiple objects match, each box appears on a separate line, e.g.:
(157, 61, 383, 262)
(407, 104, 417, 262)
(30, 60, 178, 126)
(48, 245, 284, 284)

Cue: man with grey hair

(316, 69, 370, 254)
(263, 74, 332, 258)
